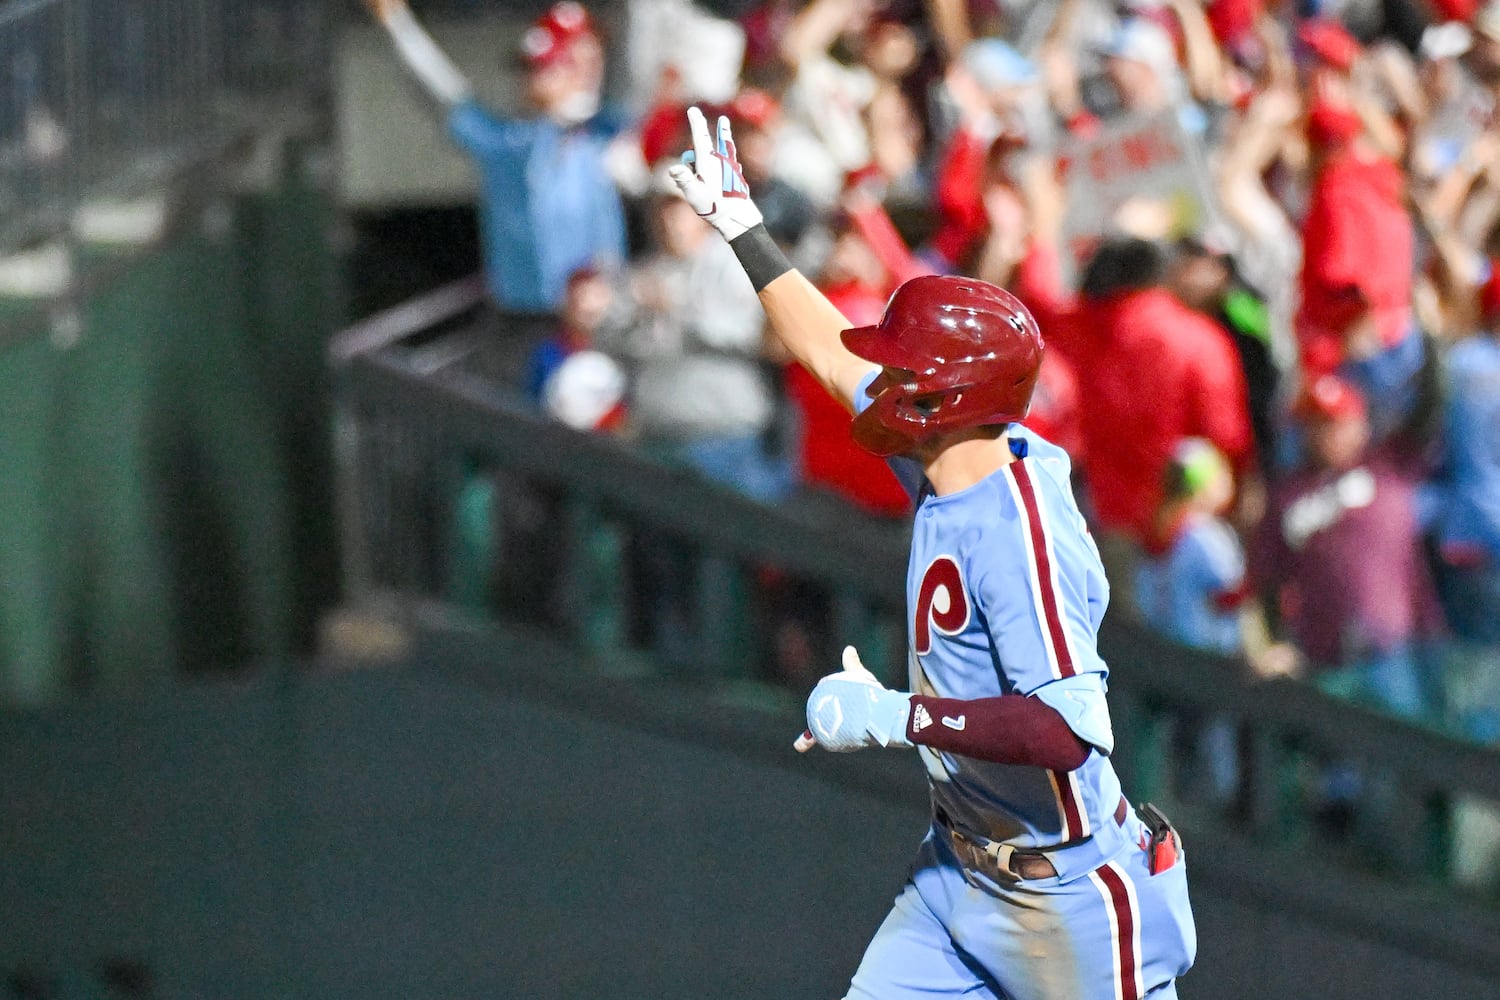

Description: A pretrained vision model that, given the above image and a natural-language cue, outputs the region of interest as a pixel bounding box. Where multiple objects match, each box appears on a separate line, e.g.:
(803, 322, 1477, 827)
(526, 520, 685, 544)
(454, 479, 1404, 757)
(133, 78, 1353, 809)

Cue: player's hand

(667, 107, 764, 242)
(795, 646, 913, 753)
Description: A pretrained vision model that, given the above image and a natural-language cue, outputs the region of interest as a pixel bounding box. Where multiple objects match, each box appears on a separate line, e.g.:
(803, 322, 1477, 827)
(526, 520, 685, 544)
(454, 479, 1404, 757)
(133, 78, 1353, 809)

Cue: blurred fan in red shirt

(1069, 239, 1254, 547)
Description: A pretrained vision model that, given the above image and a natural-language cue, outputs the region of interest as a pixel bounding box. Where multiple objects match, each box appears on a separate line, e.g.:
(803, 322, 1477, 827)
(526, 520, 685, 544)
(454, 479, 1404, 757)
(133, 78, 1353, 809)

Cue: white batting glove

(667, 106, 764, 242)
(795, 646, 914, 754)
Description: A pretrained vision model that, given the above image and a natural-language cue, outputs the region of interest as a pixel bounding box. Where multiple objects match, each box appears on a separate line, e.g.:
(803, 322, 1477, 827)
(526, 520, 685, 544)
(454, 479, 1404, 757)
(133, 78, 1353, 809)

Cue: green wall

(0, 146, 340, 705)
(4, 631, 1500, 999)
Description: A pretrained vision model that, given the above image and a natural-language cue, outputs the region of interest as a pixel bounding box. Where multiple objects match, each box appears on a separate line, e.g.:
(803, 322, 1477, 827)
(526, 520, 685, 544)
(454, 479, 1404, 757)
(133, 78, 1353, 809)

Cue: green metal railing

(332, 283, 909, 685)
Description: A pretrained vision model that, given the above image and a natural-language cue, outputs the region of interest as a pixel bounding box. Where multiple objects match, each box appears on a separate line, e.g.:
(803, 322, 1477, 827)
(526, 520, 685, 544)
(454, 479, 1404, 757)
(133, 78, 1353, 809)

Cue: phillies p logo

(915, 556, 969, 655)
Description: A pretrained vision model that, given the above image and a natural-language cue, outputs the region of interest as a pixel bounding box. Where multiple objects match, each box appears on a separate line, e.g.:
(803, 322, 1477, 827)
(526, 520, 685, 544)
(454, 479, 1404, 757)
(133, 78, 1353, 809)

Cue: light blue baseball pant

(845, 821, 1196, 1000)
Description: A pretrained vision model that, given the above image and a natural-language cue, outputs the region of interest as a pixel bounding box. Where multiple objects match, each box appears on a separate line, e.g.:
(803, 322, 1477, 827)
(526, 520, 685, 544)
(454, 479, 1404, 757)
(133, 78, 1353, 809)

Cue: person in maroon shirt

(1249, 375, 1446, 722)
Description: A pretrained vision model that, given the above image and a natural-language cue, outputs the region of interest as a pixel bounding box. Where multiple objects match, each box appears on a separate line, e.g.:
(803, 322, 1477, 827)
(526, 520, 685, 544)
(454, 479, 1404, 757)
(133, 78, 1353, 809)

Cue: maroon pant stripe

(1096, 862, 1140, 1000)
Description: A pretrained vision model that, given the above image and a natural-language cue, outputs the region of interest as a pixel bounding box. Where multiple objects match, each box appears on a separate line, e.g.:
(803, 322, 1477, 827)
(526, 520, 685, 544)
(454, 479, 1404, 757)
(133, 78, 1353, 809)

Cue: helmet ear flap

(851, 401, 916, 456)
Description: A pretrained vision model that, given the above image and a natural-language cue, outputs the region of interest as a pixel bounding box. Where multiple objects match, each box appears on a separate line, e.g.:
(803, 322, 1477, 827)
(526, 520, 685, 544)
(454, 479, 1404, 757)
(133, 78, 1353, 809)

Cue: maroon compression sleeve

(906, 694, 1091, 771)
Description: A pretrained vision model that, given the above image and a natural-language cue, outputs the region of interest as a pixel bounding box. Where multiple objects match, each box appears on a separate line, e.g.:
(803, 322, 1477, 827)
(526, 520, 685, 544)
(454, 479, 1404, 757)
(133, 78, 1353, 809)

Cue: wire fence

(0, 0, 330, 251)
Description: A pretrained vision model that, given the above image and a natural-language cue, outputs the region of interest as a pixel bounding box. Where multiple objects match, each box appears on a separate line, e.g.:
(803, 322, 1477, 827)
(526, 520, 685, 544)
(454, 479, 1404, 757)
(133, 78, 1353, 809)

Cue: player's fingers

(794, 729, 817, 752)
(667, 164, 713, 214)
(687, 106, 714, 179)
(842, 644, 873, 678)
(716, 114, 734, 155)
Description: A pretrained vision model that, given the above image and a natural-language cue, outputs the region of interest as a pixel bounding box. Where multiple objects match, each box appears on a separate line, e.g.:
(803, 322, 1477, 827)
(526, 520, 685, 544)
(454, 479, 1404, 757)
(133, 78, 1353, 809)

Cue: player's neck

(920, 434, 1016, 496)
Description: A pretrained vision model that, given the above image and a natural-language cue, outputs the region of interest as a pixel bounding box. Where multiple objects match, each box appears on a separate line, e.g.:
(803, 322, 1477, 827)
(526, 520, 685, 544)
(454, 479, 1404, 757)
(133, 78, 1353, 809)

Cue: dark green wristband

(730, 224, 793, 292)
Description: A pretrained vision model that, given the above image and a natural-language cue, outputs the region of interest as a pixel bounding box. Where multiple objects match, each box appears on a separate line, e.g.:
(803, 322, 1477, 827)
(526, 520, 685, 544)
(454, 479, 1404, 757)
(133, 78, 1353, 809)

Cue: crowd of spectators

(374, 0, 1500, 763)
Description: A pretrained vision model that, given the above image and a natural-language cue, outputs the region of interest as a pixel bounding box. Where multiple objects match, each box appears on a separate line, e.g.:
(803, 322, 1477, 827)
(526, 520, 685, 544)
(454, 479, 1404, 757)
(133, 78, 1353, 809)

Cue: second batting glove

(667, 106, 764, 242)
(804, 647, 914, 753)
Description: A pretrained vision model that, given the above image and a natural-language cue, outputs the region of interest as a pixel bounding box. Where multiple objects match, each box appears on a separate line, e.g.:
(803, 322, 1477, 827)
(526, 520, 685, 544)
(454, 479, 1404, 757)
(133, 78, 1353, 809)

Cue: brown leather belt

(949, 831, 1058, 881)
(943, 796, 1131, 884)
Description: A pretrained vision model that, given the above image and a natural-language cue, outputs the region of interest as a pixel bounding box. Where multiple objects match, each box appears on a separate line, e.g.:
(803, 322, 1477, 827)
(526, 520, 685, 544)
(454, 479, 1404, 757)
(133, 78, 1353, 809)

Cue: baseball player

(669, 107, 1196, 999)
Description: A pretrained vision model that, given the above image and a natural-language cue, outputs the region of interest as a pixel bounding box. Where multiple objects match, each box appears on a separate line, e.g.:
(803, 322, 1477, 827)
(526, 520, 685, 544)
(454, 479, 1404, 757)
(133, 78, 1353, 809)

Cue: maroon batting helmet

(843, 275, 1043, 457)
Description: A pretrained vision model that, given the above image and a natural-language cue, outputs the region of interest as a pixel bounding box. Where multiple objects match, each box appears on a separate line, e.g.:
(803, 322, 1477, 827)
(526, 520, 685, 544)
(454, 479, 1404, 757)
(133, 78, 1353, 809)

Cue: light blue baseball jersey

(900, 424, 1127, 870)
(851, 374, 1195, 1000)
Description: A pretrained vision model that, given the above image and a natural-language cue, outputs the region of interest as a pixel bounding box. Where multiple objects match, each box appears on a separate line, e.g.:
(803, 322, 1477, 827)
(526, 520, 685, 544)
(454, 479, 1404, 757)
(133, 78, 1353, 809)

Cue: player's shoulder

(956, 432, 1077, 577)
(1006, 427, 1078, 508)
(1010, 425, 1074, 478)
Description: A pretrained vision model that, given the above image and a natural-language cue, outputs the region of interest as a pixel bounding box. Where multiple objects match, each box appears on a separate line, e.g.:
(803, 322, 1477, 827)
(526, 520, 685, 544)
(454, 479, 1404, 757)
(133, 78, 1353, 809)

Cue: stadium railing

(330, 279, 1500, 898)
(0, 0, 329, 254)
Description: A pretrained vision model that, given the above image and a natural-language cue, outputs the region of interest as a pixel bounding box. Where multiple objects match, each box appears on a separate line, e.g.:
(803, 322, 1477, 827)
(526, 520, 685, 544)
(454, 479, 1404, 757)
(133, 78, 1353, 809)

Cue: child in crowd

(523, 266, 622, 409)
(1136, 438, 1245, 804)
(1136, 438, 1245, 657)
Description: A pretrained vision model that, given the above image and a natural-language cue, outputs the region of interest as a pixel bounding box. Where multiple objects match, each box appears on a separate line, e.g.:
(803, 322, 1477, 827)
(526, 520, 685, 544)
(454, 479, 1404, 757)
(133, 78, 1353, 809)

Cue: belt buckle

(949, 829, 1013, 884)
(982, 840, 1021, 882)
(953, 829, 1056, 883)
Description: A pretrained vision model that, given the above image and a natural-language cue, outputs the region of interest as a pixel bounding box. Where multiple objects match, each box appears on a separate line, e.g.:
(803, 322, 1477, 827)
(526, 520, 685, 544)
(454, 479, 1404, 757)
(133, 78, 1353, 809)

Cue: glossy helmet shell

(842, 275, 1044, 456)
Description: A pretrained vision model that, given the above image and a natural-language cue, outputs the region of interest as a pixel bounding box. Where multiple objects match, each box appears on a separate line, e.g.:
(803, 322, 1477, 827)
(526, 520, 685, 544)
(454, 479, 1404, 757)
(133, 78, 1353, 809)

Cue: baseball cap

(544, 350, 626, 431)
(1206, 0, 1261, 49)
(1430, 0, 1482, 23)
(1421, 21, 1474, 61)
(1103, 18, 1179, 81)
(729, 88, 781, 130)
(1168, 437, 1230, 498)
(521, 1, 597, 69)
(961, 39, 1038, 91)
(1294, 374, 1367, 423)
(1296, 18, 1362, 72)
(1481, 259, 1500, 320)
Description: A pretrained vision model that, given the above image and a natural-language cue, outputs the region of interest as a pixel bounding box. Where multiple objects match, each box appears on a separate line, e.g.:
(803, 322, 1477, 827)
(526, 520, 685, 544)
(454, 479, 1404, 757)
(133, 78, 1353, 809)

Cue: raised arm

(779, 0, 865, 72)
(1037, 0, 1087, 122)
(1165, 0, 1230, 106)
(669, 108, 877, 411)
(1216, 85, 1298, 244)
(365, 0, 473, 108)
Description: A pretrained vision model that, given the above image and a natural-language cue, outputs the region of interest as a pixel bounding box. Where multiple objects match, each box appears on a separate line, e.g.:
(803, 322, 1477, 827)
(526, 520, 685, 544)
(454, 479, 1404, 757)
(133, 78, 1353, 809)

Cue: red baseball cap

(1207, 0, 1261, 49)
(1482, 260, 1500, 321)
(1295, 374, 1367, 423)
(730, 88, 781, 130)
(1298, 18, 1362, 72)
(521, 2, 597, 69)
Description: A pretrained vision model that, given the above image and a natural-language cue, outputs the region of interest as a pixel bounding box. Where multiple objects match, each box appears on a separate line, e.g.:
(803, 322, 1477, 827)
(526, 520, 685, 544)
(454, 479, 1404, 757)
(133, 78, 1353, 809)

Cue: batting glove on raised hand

(667, 106, 763, 242)
(795, 646, 914, 753)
